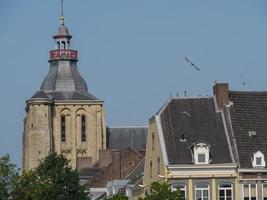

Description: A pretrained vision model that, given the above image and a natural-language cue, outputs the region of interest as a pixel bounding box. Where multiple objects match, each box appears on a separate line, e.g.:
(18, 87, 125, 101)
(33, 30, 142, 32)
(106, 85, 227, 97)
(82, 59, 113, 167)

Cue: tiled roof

(228, 91, 267, 168)
(160, 97, 232, 165)
(31, 90, 50, 99)
(30, 60, 99, 101)
(31, 91, 98, 101)
(107, 127, 148, 151)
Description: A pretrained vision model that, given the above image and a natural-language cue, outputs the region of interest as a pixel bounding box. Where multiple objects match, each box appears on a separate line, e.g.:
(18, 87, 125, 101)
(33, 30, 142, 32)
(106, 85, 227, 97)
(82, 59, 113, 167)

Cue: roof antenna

(60, 0, 65, 25)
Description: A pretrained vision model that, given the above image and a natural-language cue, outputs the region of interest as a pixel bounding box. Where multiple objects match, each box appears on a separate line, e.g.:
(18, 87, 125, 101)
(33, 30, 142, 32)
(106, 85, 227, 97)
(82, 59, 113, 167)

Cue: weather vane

(60, 0, 64, 25)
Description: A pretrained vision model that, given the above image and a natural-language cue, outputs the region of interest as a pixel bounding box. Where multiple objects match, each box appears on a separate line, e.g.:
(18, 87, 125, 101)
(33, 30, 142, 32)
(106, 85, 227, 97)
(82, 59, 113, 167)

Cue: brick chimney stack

(213, 83, 229, 109)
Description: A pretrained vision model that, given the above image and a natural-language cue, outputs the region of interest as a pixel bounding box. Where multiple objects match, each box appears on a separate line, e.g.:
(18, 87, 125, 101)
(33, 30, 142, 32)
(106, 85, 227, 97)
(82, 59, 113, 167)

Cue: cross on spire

(60, 0, 64, 25)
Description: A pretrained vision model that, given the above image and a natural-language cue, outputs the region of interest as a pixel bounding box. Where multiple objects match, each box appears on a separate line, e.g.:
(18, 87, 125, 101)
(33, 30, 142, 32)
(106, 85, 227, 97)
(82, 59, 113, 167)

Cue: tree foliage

(13, 152, 90, 200)
(0, 155, 19, 200)
(138, 182, 185, 200)
(111, 194, 129, 200)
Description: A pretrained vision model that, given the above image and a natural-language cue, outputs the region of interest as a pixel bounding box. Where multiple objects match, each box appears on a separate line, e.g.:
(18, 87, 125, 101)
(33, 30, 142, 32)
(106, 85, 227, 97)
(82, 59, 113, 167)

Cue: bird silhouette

(185, 57, 200, 71)
(240, 75, 252, 86)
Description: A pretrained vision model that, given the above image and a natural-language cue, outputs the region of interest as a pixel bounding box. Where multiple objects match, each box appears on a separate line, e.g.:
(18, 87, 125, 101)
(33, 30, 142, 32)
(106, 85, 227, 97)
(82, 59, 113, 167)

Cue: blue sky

(1, 0, 267, 167)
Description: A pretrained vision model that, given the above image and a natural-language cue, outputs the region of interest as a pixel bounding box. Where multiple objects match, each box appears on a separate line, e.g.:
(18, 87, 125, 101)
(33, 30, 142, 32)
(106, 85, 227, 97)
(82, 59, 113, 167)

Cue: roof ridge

(108, 126, 148, 128)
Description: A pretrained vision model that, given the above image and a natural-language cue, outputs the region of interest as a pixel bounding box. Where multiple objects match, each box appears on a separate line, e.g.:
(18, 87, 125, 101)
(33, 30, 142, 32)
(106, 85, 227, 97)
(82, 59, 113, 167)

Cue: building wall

(23, 101, 52, 171)
(143, 118, 165, 190)
(88, 148, 145, 188)
(23, 101, 106, 170)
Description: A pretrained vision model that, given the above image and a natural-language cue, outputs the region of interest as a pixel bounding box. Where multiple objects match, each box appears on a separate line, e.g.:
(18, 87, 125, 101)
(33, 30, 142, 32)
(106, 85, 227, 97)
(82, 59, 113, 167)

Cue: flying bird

(184, 57, 200, 71)
(240, 75, 252, 86)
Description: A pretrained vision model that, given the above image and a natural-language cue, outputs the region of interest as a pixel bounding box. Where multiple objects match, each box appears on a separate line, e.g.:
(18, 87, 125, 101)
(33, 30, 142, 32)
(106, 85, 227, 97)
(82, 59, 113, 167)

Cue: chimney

(213, 83, 229, 109)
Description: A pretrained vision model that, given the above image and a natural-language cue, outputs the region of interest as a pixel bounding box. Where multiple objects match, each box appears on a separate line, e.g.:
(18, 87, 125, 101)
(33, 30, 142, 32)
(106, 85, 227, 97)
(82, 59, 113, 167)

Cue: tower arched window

(81, 115, 86, 142)
(61, 115, 66, 142)
(57, 41, 60, 50)
(62, 41, 66, 50)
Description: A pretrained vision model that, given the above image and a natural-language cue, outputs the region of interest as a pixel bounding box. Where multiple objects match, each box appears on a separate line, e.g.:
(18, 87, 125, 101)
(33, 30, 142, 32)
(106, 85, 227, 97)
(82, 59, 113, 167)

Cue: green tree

(0, 155, 19, 200)
(111, 194, 129, 200)
(14, 152, 90, 200)
(138, 182, 185, 200)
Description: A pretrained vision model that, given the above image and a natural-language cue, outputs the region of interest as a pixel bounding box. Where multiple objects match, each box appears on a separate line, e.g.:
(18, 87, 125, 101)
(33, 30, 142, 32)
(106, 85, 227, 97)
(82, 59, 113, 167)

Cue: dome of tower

(53, 25, 72, 38)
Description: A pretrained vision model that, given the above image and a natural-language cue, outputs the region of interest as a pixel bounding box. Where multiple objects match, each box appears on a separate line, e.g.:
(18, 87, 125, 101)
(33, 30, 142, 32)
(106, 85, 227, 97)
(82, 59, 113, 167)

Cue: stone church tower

(23, 13, 106, 171)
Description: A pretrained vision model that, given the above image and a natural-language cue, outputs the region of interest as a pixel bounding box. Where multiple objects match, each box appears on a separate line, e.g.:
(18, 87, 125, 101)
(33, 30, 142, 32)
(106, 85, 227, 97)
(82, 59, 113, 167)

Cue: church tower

(23, 4, 106, 171)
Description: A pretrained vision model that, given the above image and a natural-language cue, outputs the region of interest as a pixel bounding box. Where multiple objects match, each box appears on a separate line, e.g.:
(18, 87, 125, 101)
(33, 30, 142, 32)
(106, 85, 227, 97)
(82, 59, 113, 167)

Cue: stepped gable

(228, 91, 267, 168)
(107, 126, 148, 151)
(160, 97, 232, 165)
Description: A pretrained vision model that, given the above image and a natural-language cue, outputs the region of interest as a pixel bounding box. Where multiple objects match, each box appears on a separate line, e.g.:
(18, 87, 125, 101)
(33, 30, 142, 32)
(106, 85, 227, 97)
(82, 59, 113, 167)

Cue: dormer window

(193, 143, 210, 164)
(252, 151, 265, 168)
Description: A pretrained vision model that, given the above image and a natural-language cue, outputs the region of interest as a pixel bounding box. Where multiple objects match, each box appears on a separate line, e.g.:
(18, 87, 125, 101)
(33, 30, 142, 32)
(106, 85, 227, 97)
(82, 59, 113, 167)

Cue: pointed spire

(60, 0, 64, 25)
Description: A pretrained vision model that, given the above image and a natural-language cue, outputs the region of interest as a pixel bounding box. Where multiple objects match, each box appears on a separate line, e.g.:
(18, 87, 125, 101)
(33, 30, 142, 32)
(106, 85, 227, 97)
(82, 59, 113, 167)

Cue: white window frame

(218, 184, 233, 200)
(242, 183, 257, 200)
(262, 183, 267, 200)
(195, 184, 210, 200)
(171, 184, 186, 199)
(252, 151, 266, 168)
(194, 143, 210, 164)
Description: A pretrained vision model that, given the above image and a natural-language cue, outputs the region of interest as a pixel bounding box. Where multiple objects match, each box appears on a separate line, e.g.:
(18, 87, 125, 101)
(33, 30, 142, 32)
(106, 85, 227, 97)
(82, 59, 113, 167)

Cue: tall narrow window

(172, 184, 186, 199)
(62, 41, 66, 49)
(157, 156, 160, 175)
(262, 183, 267, 200)
(218, 184, 232, 200)
(195, 183, 209, 200)
(61, 115, 66, 142)
(150, 161, 152, 178)
(57, 41, 60, 50)
(81, 115, 86, 142)
(152, 132, 155, 151)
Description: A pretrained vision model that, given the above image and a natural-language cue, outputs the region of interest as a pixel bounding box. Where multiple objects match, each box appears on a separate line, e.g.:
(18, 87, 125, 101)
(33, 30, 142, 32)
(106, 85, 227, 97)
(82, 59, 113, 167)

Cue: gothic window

(61, 115, 66, 142)
(252, 151, 265, 168)
(172, 184, 186, 199)
(218, 184, 232, 200)
(195, 183, 209, 200)
(81, 114, 86, 142)
(193, 143, 210, 164)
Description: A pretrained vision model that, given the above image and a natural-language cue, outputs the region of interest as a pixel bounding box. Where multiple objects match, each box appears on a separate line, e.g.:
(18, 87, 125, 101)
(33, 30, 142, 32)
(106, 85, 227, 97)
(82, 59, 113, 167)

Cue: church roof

(106, 126, 148, 151)
(33, 60, 99, 101)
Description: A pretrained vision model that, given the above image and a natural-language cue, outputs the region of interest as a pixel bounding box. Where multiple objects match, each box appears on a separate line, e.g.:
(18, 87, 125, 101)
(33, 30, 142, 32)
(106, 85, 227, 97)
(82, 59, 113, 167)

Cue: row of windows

(242, 183, 267, 200)
(60, 114, 87, 142)
(171, 183, 232, 200)
(57, 40, 70, 50)
(170, 183, 267, 200)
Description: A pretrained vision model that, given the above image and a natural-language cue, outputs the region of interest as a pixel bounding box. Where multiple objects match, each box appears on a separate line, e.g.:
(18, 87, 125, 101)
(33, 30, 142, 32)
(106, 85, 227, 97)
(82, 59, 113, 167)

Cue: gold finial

(60, 0, 64, 25)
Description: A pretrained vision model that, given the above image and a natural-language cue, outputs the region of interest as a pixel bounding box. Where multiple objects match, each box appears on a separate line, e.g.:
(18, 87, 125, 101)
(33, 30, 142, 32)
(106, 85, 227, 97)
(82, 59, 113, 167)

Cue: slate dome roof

(53, 25, 71, 38)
